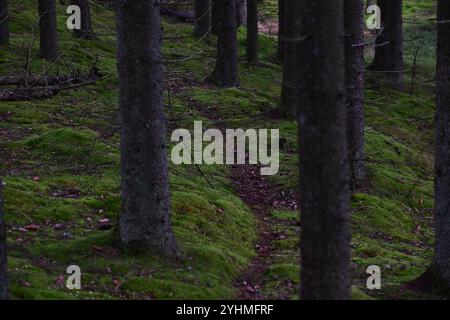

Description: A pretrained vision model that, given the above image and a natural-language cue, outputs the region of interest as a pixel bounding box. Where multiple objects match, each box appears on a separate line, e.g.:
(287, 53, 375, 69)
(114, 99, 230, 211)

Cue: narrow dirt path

(180, 94, 298, 299)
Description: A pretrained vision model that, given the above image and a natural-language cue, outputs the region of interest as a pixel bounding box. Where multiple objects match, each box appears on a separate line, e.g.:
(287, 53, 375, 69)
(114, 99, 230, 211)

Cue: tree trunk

(371, 0, 403, 89)
(345, 0, 365, 188)
(0, 0, 9, 45)
(116, 0, 178, 255)
(71, 0, 95, 40)
(297, 0, 351, 300)
(0, 180, 8, 300)
(236, 0, 247, 27)
(38, 0, 59, 61)
(277, 0, 286, 61)
(211, 0, 219, 35)
(432, 0, 450, 292)
(194, 0, 211, 42)
(208, 0, 239, 87)
(280, 0, 299, 116)
(246, 0, 258, 64)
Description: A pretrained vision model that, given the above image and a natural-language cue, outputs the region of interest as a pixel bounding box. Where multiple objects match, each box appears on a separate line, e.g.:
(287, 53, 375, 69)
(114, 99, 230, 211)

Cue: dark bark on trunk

(0, 0, 9, 45)
(246, 0, 258, 64)
(208, 0, 239, 87)
(432, 0, 450, 292)
(277, 0, 286, 61)
(38, 0, 59, 61)
(116, 0, 178, 255)
(345, 0, 365, 188)
(211, 0, 219, 35)
(194, 0, 211, 42)
(236, 0, 246, 27)
(297, 0, 351, 300)
(280, 0, 299, 116)
(0, 180, 8, 300)
(71, 0, 95, 40)
(371, 0, 403, 89)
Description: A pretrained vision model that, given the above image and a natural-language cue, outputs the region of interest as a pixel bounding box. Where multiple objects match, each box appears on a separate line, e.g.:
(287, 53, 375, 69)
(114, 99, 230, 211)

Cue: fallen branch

(0, 75, 109, 102)
(0, 72, 101, 87)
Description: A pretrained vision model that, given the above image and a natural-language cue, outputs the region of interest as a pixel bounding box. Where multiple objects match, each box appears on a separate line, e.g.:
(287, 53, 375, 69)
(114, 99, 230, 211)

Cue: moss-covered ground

(0, 0, 441, 299)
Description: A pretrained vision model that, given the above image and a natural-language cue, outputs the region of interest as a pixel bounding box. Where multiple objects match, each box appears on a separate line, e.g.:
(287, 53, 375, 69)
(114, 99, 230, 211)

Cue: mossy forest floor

(0, 0, 443, 299)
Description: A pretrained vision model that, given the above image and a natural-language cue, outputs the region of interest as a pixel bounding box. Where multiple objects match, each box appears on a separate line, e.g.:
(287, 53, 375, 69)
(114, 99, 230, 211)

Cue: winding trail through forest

(177, 83, 299, 299)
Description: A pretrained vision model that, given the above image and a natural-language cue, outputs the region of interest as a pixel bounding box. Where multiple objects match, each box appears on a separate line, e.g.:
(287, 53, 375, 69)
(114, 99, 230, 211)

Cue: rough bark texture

(277, 0, 286, 61)
(71, 0, 95, 39)
(0, 180, 7, 300)
(38, 0, 59, 61)
(116, 0, 178, 255)
(246, 0, 258, 64)
(209, 0, 239, 87)
(432, 0, 450, 292)
(0, 0, 9, 45)
(194, 0, 211, 42)
(345, 0, 365, 188)
(297, 0, 351, 300)
(371, 0, 403, 89)
(280, 0, 299, 116)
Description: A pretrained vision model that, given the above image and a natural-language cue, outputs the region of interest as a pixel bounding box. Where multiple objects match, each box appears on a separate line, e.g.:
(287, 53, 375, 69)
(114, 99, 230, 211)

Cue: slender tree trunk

(71, 0, 94, 40)
(371, 0, 403, 89)
(432, 0, 450, 292)
(0, 180, 8, 300)
(345, 0, 365, 188)
(208, 0, 239, 87)
(236, 0, 247, 26)
(194, 0, 211, 42)
(280, 0, 299, 116)
(246, 0, 258, 64)
(277, 0, 286, 61)
(116, 0, 178, 255)
(38, 0, 59, 61)
(297, 0, 351, 300)
(0, 0, 9, 45)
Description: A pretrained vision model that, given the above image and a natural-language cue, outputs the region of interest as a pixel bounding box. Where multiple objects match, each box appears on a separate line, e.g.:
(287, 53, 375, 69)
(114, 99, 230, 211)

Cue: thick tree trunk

(432, 0, 450, 292)
(71, 0, 95, 40)
(0, 180, 7, 300)
(194, 0, 211, 42)
(345, 0, 365, 188)
(297, 0, 351, 300)
(208, 0, 239, 87)
(371, 0, 403, 89)
(38, 0, 59, 61)
(116, 0, 178, 255)
(246, 0, 258, 64)
(280, 0, 299, 116)
(277, 0, 286, 61)
(0, 0, 9, 45)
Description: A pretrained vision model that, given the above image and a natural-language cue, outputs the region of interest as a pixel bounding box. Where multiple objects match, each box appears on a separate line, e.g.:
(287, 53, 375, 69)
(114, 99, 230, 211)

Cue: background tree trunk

(0, 0, 9, 45)
(280, 0, 299, 116)
(116, 0, 178, 255)
(211, 0, 219, 35)
(345, 0, 365, 188)
(246, 0, 258, 64)
(38, 0, 59, 61)
(0, 180, 8, 300)
(371, 0, 403, 89)
(208, 0, 239, 87)
(277, 0, 286, 61)
(236, 0, 247, 26)
(432, 0, 450, 292)
(297, 0, 351, 300)
(194, 0, 211, 42)
(71, 0, 94, 40)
